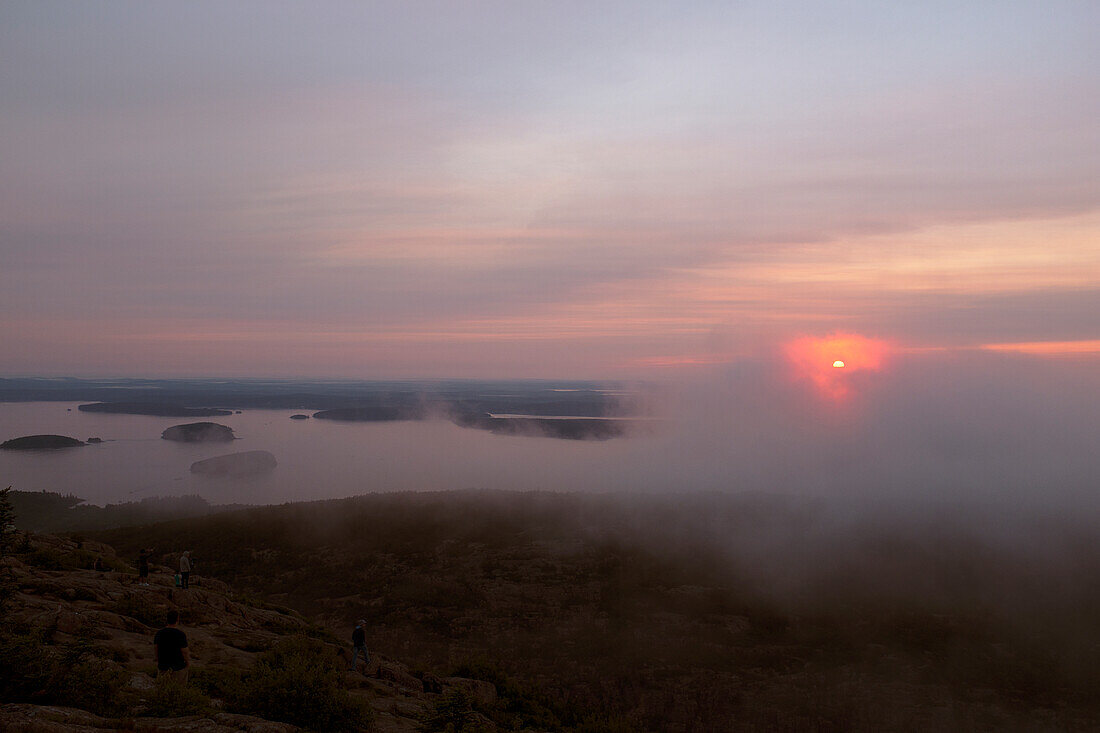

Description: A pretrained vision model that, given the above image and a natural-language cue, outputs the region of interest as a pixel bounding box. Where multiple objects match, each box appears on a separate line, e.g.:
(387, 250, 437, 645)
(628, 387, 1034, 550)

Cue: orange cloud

(784, 332, 891, 399)
(980, 340, 1100, 356)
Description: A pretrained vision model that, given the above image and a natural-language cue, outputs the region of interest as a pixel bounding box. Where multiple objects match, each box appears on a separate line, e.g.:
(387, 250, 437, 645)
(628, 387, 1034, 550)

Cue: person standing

(349, 619, 370, 672)
(154, 610, 190, 684)
(179, 551, 191, 589)
(138, 548, 151, 586)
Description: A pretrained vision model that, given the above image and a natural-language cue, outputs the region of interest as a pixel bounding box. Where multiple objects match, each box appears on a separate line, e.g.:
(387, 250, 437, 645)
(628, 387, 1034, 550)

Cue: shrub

(23, 547, 67, 570)
(0, 626, 57, 700)
(449, 661, 561, 730)
(143, 677, 211, 717)
(231, 635, 372, 732)
(192, 665, 244, 701)
(51, 656, 135, 717)
(573, 714, 642, 733)
(420, 688, 483, 733)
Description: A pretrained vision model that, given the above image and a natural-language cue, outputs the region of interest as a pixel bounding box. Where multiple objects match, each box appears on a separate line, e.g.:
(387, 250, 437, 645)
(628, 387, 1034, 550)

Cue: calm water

(0, 402, 657, 505)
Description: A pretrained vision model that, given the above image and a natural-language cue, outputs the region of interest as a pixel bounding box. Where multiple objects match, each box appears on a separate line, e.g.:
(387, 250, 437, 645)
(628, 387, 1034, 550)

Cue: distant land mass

(0, 376, 649, 440)
(161, 422, 236, 442)
(1, 434, 85, 450)
(7, 490, 250, 532)
(313, 404, 427, 422)
(451, 412, 630, 440)
(78, 401, 232, 417)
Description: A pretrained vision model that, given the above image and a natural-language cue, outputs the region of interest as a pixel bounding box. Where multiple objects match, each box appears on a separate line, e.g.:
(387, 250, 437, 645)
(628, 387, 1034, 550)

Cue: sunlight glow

(785, 333, 890, 399)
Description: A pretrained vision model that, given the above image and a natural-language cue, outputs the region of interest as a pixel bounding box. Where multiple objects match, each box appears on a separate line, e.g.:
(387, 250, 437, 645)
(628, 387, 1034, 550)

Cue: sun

(784, 333, 890, 399)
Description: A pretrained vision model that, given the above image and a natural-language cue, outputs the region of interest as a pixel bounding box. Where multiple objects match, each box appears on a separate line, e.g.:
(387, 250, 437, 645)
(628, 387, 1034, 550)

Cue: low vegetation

(86, 489, 1100, 731)
(232, 636, 373, 732)
(8, 489, 246, 533)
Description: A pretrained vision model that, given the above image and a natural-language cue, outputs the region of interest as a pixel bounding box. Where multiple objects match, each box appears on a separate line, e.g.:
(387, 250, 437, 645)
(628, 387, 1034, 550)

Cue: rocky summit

(0, 532, 495, 732)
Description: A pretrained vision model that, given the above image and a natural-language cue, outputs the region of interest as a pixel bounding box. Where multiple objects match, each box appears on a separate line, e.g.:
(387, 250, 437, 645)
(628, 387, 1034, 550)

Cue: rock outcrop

(190, 450, 277, 477)
(0, 532, 490, 733)
(1, 434, 85, 450)
(162, 423, 236, 443)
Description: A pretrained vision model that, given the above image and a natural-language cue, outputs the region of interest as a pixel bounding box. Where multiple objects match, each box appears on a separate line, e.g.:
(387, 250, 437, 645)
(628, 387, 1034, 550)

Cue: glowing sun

(784, 333, 890, 399)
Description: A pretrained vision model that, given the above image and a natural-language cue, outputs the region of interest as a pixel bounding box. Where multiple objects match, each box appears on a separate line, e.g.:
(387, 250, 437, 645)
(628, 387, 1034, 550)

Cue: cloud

(1, 1, 1098, 376)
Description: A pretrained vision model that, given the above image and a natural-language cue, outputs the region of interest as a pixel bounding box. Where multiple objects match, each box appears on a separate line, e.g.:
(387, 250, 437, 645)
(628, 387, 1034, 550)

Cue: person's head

(358, 619, 365, 627)
(166, 609, 179, 626)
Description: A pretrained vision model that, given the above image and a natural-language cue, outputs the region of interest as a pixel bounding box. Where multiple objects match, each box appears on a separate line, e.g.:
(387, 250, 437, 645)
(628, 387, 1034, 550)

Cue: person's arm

(181, 647, 191, 668)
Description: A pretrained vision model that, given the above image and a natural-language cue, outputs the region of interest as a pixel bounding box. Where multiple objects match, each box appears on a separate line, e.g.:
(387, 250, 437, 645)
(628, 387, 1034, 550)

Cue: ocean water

(0, 402, 654, 506)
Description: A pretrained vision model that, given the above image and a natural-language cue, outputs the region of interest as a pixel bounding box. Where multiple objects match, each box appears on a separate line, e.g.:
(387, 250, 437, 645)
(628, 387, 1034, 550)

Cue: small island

(450, 413, 629, 440)
(1, 434, 85, 450)
(190, 450, 277, 477)
(289, 414, 310, 420)
(161, 422, 236, 443)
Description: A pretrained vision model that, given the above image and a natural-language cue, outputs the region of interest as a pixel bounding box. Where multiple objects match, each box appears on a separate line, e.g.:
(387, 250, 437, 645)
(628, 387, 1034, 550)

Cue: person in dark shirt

(154, 609, 190, 684)
(138, 548, 151, 586)
(349, 619, 370, 672)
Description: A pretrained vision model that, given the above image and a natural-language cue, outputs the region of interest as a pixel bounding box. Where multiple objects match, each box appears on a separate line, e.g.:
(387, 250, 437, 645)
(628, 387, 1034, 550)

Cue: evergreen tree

(0, 486, 16, 611)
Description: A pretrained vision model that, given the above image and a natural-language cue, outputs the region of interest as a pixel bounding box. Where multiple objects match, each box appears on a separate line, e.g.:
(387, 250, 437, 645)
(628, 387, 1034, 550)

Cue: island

(289, 414, 310, 420)
(79, 402, 233, 417)
(1, 434, 85, 450)
(190, 450, 277, 477)
(313, 405, 427, 422)
(450, 413, 629, 440)
(161, 422, 236, 443)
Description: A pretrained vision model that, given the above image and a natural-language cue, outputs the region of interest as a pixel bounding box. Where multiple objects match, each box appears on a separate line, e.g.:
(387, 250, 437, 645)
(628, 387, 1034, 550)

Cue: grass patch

(142, 677, 212, 717)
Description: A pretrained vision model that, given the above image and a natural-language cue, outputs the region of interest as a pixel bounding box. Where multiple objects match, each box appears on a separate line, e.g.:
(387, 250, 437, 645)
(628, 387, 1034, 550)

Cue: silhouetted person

(349, 619, 370, 672)
(138, 548, 152, 586)
(179, 550, 191, 589)
(154, 609, 190, 684)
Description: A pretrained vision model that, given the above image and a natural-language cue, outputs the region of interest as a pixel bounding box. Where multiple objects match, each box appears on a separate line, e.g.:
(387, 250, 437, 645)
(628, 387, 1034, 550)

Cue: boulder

(378, 664, 424, 693)
(190, 451, 277, 477)
(162, 423, 236, 443)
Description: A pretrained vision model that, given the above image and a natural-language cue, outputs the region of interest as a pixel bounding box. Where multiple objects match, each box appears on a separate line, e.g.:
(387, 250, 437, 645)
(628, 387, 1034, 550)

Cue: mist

(3, 351, 1097, 515)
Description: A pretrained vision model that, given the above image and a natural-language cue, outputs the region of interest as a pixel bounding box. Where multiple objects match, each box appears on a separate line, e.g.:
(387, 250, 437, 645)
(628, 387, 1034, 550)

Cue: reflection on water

(0, 402, 654, 506)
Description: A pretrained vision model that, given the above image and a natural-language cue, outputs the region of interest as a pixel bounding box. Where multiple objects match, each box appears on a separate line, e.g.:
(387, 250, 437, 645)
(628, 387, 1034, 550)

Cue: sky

(1, 1, 1098, 380)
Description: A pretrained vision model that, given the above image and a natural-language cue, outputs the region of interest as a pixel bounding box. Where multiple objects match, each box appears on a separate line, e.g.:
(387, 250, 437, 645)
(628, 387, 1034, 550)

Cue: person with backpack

(179, 550, 192, 589)
(349, 619, 370, 672)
